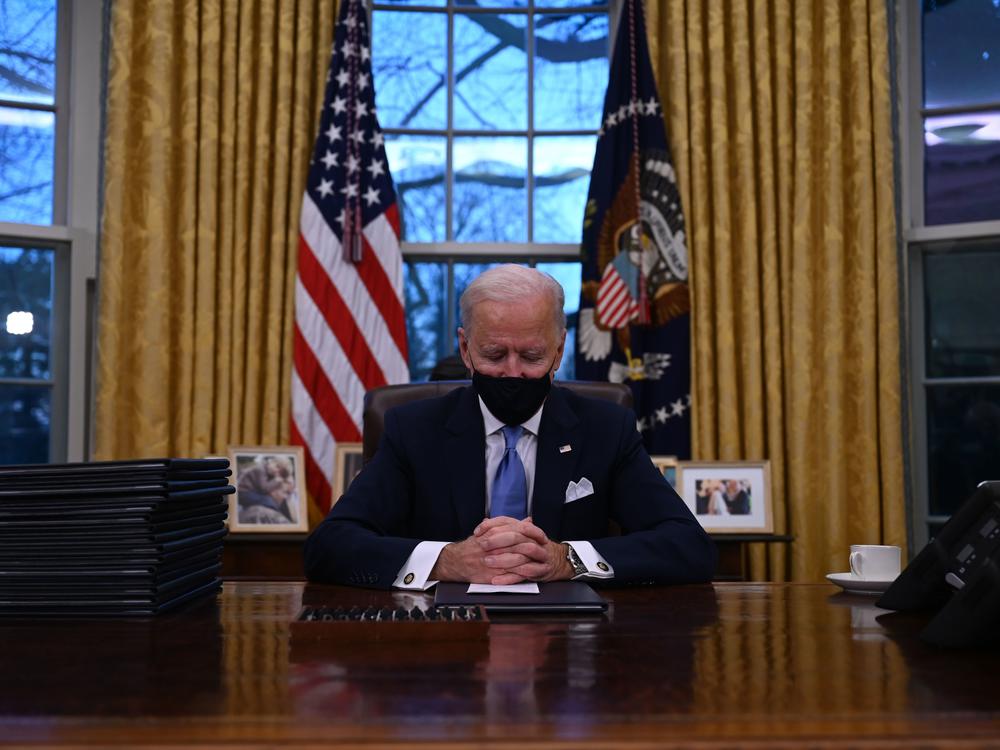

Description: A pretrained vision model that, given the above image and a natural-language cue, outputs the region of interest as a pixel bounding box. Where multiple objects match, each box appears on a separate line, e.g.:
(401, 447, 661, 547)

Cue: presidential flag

(291, 0, 409, 516)
(575, 0, 691, 457)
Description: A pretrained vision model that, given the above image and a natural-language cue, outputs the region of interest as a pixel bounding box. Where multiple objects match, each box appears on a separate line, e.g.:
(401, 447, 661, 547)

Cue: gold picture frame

(676, 460, 773, 534)
(650, 455, 679, 489)
(227, 445, 308, 533)
(333, 442, 364, 506)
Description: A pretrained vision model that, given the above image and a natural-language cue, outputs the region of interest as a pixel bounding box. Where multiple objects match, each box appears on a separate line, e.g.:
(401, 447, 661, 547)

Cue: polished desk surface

(2, 581, 999, 747)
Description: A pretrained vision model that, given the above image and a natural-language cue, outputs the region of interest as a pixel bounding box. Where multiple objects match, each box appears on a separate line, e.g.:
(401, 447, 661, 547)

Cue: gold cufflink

(597, 562, 609, 572)
(403, 572, 414, 584)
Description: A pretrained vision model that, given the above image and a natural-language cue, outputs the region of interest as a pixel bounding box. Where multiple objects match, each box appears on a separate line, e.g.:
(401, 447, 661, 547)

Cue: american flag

(595, 254, 640, 329)
(291, 0, 409, 516)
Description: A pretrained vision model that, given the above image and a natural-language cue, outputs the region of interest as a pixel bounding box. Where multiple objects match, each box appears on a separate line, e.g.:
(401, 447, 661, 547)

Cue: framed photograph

(333, 442, 364, 502)
(650, 455, 679, 489)
(676, 461, 773, 534)
(227, 445, 308, 533)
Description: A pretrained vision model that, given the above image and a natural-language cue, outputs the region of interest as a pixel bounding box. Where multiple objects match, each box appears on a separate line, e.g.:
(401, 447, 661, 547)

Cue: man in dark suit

(304, 265, 716, 589)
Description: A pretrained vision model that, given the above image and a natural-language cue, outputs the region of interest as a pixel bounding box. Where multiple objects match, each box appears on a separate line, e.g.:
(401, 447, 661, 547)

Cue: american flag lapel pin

(559, 444, 572, 454)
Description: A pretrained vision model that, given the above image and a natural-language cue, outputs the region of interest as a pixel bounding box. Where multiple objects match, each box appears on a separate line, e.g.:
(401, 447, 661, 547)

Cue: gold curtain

(647, 1, 906, 581)
(95, 0, 335, 460)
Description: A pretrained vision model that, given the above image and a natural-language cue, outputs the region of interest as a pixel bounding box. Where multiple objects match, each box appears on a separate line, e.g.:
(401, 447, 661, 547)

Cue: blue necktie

(491, 425, 527, 519)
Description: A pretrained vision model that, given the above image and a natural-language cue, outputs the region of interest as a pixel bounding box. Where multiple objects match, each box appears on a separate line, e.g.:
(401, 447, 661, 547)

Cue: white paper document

(466, 583, 540, 594)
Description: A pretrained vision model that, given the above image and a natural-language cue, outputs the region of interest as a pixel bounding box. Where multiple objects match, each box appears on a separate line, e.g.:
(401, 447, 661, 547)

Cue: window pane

(535, 1, 608, 7)
(536, 260, 580, 316)
(0, 245, 53, 379)
(403, 261, 450, 381)
(453, 136, 526, 241)
(924, 243, 1000, 378)
(460, 1, 528, 7)
(0, 384, 50, 464)
(556, 312, 577, 380)
(924, 112, 1000, 226)
(373, 11, 447, 129)
(926, 384, 1000, 517)
(374, 0, 445, 5)
(534, 13, 608, 130)
(533, 135, 594, 242)
(0, 0, 57, 105)
(536, 261, 581, 380)
(0, 106, 54, 224)
(453, 261, 507, 340)
(923, 0, 1000, 109)
(454, 14, 527, 130)
(385, 134, 446, 242)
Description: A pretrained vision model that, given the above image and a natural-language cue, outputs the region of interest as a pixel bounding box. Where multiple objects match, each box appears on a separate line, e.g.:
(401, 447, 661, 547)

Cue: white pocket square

(564, 477, 594, 503)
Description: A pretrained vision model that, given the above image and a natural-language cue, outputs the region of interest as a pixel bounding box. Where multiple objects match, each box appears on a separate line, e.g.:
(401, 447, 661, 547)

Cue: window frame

(899, 0, 1000, 550)
(0, 231, 70, 462)
(371, 1, 617, 382)
(405, 252, 580, 334)
(0, 0, 102, 463)
(370, 0, 614, 253)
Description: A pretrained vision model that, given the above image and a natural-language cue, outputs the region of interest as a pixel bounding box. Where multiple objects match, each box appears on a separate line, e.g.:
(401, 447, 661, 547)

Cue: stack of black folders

(0, 458, 233, 616)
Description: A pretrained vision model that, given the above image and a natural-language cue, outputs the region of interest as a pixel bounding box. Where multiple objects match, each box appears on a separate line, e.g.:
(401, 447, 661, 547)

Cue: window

(0, 0, 58, 224)
(920, 0, 1000, 226)
(403, 257, 582, 381)
(902, 0, 1000, 545)
(0, 1, 101, 464)
(372, 0, 610, 381)
(0, 243, 61, 463)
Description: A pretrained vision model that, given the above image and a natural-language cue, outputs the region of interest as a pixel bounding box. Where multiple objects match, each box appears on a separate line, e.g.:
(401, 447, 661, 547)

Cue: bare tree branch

(396, 9, 605, 126)
(453, 1, 607, 63)
(0, 61, 52, 96)
(452, 86, 494, 129)
(401, 38, 506, 127)
(0, 181, 50, 202)
(0, 46, 53, 66)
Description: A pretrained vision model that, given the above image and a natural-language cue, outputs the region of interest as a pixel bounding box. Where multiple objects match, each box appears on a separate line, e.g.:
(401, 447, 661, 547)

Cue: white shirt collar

(478, 396, 544, 437)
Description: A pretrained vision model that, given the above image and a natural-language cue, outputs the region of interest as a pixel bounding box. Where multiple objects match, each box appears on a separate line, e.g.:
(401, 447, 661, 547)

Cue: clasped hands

(430, 516, 572, 585)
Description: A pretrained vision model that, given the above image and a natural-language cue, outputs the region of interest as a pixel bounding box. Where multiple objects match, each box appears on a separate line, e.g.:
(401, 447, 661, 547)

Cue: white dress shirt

(393, 396, 614, 589)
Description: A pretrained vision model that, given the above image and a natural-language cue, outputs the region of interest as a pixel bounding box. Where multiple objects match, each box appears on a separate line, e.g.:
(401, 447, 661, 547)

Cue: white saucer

(826, 572, 896, 595)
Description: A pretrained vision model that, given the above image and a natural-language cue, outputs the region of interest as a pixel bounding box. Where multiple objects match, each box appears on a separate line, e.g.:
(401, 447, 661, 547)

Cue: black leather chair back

(362, 380, 633, 462)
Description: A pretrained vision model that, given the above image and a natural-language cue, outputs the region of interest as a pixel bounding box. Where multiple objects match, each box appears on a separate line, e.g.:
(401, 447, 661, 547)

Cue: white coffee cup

(849, 544, 900, 580)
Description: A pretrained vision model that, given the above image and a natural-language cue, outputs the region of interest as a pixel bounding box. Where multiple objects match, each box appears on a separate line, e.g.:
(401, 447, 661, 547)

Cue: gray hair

(459, 264, 567, 335)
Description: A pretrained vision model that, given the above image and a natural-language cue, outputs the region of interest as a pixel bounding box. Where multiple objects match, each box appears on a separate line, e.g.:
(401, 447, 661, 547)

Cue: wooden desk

(223, 535, 779, 581)
(1, 582, 999, 747)
(222, 533, 307, 578)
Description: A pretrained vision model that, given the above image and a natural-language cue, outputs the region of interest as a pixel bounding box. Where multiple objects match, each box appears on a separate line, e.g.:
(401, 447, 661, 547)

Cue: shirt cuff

(566, 540, 614, 579)
(393, 541, 449, 590)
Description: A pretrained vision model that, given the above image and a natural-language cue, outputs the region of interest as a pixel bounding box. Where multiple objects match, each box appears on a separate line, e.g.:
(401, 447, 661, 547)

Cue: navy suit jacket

(304, 385, 716, 588)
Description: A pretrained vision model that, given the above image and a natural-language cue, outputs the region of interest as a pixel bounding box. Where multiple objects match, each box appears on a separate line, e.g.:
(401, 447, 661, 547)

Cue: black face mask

(471, 361, 554, 426)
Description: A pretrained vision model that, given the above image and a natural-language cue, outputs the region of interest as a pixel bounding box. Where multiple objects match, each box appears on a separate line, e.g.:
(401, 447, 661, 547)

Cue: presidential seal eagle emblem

(579, 148, 689, 381)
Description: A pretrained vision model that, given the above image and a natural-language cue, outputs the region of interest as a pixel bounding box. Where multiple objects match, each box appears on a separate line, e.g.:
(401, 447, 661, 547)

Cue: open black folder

(434, 581, 608, 613)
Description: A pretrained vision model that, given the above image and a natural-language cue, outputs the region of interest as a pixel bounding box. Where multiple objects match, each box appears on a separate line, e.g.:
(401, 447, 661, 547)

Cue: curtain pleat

(648, 0, 905, 581)
(95, 0, 334, 460)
